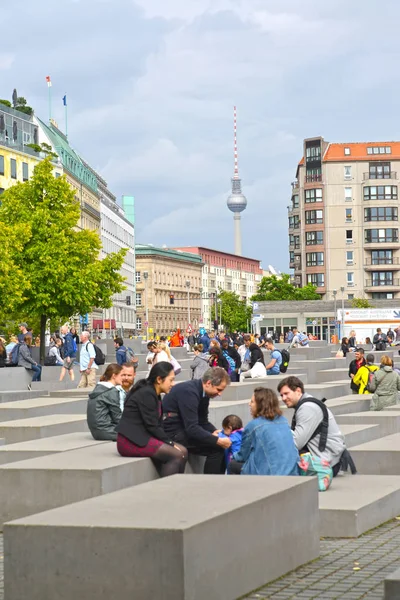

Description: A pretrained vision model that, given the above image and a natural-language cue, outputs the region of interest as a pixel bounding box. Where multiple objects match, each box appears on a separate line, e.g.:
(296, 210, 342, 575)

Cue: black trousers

(170, 431, 226, 474)
(227, 459, 243, 475)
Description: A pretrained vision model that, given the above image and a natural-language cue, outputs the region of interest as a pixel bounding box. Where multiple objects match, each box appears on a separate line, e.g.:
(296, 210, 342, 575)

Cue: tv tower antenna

(227, 106, 247, 255)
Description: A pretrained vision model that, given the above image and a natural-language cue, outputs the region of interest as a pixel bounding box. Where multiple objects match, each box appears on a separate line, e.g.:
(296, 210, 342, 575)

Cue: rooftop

(135, 244, 203, 264)
(174, 246, 262, 264)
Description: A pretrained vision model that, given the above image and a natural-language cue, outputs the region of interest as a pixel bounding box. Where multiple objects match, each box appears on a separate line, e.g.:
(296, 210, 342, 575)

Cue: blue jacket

(233, 416, 299, 476)
(116, 346, 127, 366)
(63, 332, 76, 358)
(218, 428, 243, 465)
(199, 334, 210, 352)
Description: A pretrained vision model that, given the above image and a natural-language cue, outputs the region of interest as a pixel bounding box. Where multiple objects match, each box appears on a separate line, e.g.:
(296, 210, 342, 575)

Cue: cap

(18, 322, 28, 328)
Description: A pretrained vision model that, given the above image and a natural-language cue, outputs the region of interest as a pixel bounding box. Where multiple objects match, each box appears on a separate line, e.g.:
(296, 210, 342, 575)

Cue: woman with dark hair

(228, 387, 299, 476)
(208, 347, 230, 373)
(87, 363, 123, 441)
(116, 362, 188, 477)
(0, 339, 7, 368)
(340, 337, 350, 357)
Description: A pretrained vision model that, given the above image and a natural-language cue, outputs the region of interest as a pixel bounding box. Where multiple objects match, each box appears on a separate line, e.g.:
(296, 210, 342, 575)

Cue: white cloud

(0, 53, 14, 70)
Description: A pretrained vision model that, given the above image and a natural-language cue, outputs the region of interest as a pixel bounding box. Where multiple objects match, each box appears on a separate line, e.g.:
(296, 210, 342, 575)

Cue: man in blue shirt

(265, 339, 282, 375)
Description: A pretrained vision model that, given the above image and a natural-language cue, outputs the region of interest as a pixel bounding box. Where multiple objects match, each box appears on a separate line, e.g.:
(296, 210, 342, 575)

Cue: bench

(3, 476, 319, 600)
(0, 414, 88, 444)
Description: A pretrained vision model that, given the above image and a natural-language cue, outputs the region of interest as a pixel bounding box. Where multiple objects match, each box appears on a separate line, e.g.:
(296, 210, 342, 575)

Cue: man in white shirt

(78, 331, 98, 388)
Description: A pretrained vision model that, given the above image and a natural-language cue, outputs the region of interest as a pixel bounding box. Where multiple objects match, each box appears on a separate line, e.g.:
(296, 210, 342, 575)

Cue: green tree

(351, 298, 373, 309)
(0, 158, 126, 362)
(210, 290, 252, 332)
(251, 274, 321, 302)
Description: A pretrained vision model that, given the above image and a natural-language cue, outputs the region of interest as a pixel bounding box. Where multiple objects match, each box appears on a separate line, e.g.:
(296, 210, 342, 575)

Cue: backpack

(366, 366, 375, 393)
(72, 338, 77, 354)
(125, 347, 139, 368)
(279, 349, 290, 373)
(10, 343, 20, 366)
(223, 351, 236, 375)
(298, 333, 309, 347)
(86, 343, 105, 366)
(291, 397, 329, 453)
(375, 340, 386, 352)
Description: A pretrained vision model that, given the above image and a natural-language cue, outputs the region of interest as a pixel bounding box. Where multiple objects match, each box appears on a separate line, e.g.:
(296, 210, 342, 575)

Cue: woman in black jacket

(116, 362, 188, 477)
(208, 347, 230, 373)
(340, 337, 350, 357)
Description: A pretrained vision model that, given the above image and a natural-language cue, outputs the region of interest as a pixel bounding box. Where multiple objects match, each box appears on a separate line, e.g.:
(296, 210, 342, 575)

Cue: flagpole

(64, 96, 68, 138)
(48, 84, 52, 122)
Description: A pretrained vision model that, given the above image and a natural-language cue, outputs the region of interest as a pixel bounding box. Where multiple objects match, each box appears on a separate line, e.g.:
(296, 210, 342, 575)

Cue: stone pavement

(0, 522, 399, 599)
(243, 519, 400, 600)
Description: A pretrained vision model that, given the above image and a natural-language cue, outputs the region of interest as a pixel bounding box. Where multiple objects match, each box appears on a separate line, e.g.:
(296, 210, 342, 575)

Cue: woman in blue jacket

(228, 387, 299, 476)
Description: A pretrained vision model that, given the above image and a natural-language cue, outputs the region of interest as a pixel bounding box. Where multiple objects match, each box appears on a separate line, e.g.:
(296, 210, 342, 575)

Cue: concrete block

(208, 399, 252, 429)
(221, 375, 308, 402)
(340, 424, 381, 448)
(0, 414, 88, 444)
(4, 476, 320, 600)
(384, 567, 400, 599)
(319, 475, 400, 537)
(316, 368, 350, 384)
(0, 396, 87, 422)
(306, 382, 352, 400)
(336, 411, 400, 437)
(0, 438, 4, 446)
(0, 390, 47, 403)
(0, 432, 108, 465)
(0, 367, 32, 391)
(0, 443, 159, 527)
(350, 433, 400, 474)
(49, 389, 89, 398)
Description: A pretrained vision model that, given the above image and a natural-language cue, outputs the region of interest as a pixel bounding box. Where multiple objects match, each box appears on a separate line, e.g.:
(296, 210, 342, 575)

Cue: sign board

(187, 325, 192, 333)
(149, 328, 153, 333)
(144, 321, 149, 327)
(252, 302, 259, 311)
(312, 320, 317, 326)
(337, 308, 400, 322)
(252, 315, 262, 322)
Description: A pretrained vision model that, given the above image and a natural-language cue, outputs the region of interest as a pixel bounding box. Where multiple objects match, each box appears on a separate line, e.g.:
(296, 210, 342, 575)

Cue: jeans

(30, 364, 42, 382)
(267, 368, 280, 376)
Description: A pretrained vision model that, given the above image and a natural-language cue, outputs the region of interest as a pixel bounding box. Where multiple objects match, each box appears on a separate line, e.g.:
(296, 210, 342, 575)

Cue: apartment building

(174, 247, 263, 330)
(289, 137, 400, 300)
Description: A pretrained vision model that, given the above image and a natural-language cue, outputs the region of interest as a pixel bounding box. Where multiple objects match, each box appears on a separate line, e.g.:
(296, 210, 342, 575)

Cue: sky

(2, 0, 400, 271)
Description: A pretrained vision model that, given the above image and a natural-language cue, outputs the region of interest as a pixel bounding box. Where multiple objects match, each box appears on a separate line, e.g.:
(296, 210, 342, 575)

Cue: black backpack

(279, 349, 290, 373)
(86, 343, 106, 366)
(291, 397, 329, 454)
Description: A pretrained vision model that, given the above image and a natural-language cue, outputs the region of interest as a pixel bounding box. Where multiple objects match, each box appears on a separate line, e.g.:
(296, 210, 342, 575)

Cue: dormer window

(344, 147, 351, 155)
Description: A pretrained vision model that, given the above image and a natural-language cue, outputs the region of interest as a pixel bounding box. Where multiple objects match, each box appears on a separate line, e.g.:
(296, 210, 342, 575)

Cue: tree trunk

(40, 314, 47, 365)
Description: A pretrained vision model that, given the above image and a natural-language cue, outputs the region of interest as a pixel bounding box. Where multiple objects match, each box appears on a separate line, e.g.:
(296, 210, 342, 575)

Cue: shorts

(63, 358, 75, 370)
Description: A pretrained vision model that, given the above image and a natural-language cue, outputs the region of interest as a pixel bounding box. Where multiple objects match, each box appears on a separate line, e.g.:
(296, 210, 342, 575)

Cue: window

(371, 293, 394, 299)
(0, 155, 4, 176)
(305, 210, 323, 224)
(306, 146, 321, 161)
(344, 165, 352, 180)
(136, 317, 142, 330)
(369, 162, 391, 179)
(289, 234, 294, 246)
(371, 272, 394, 286)
(364, 207, 398, 222)
(364, 185, 397, 200)
(371, 250, 393, 265)
(347, 272, 354, 286)
(306, 231, 323, 245)
(346, 251, 354, 265)
(294, 235, 301, 249)
(346, 230, 353, 243)
(135, 272, 141, 282)
(365, 228, 398, 243)
(292, 194, 299, 208)
(10, 158, 16, 179)
(22, 162, 28, 181)
(289, 251, 295, 263)
(305, 168, 322, 182)
(346, 208, 352, 222)
(344, 147, 351, 155)
(135, 293, 142, 306)
(348, 294, 354, 300)
(367, 147, 392, 155)
(305, 189, 322, 203)
(345, 187, 352, 201)
(306, 252, 324, 267)
(307, 273, 324, 287)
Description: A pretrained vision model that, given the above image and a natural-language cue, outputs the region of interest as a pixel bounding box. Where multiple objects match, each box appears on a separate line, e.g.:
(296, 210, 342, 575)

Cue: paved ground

(0, 521, 400, 599)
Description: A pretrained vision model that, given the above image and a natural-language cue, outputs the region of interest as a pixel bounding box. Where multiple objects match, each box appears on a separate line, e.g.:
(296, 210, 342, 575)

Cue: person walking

(78, 331, 98, 388)
(18, 335, 42, 388)
(87, 364, 123, 441)
(117, 362, 188, 477)
(348, 348, 366, 393)
(369, 355, 400, 411)
(352, 353, 378, 394)
(59, 325, 77, 383)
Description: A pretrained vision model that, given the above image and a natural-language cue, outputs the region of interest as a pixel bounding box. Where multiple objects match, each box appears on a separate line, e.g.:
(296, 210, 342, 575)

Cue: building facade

(135, 245, 203, 336)
(174, 247, 263, 330)
(289, 137, 400, 300)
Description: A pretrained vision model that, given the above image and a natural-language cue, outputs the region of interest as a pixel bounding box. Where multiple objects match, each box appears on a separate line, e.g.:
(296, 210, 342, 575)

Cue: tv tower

(227, 105, 247, 256)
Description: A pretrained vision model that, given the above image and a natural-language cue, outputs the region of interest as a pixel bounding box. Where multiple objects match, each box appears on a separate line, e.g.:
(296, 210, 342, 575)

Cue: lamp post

(185, 280, 191, 329)
(217, 299, 222, 330)
(143, 271, 149, 340)
(340, 286, 345, 340)
(333, 289, 337, 342)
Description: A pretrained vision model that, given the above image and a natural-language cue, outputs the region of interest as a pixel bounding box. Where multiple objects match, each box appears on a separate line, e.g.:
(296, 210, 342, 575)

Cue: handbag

(170, 355, 182, 375)
(336, 349, 344, 358)
(298, 452, 333, 491)
(44, 355, 57, 366)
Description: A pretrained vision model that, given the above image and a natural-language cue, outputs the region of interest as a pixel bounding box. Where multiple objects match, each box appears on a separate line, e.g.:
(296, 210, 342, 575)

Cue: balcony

(365, 257, 400, 271)
(363, 172, 397, 181)
(291, 180, 299, 191)
(364, 237, 399, 248)
(305, 174, 323, 183)
(365, 279, 399, 291)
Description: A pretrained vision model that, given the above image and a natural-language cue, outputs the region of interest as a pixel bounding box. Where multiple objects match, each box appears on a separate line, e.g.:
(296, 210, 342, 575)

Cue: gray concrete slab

(3, 476, 319, 600)
(49, 389, 89, 398)
(0, 432, 108, 465)
(350, 433, 400, 474)
(316, 368, 350, 384)
(336, 410, 400, 437)
(340, 424, 381, 447)
(0, 390, 47, 403)
(0, 443, 159, 528)
(0, 439, 4, 446)
(221, 375, 308, 402)
(0, 414, 88, 444)
(306, 381, 352, 400)
(319, 475, 400, 537)
(384, 567, 400, 599)
(208, 399, 252, 429)
(0, 397, 87, 422)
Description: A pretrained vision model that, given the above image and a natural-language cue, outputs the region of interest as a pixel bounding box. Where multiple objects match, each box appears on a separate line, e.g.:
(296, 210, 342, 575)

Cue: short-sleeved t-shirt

(269, 350, 282, 375)
(80, 342, 99, 370)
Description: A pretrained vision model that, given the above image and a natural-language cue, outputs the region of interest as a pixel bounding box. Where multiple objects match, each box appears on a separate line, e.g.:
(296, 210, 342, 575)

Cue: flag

(62, 95, 67, 106)
(46, 75, 52, 87)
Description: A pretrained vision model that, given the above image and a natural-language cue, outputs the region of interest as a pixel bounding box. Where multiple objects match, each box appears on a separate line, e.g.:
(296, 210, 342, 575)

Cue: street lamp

(143, 271, 149, 340)
(217, 298, 222, 330)
(333, 289, 337, 341)
(340, 286, 345, 340)
(185, 280, 191, 330)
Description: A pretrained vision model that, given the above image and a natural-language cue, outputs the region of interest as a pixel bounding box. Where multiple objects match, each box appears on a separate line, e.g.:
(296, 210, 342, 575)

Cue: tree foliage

(0, 158, 126, 360)
(351, 298, 373, 309)
(251, 274, 321, 302)
(210, 290, 252, 332)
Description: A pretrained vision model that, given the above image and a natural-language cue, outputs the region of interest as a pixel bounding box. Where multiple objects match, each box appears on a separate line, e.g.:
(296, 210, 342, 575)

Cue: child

(218, 414, 244, 469)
